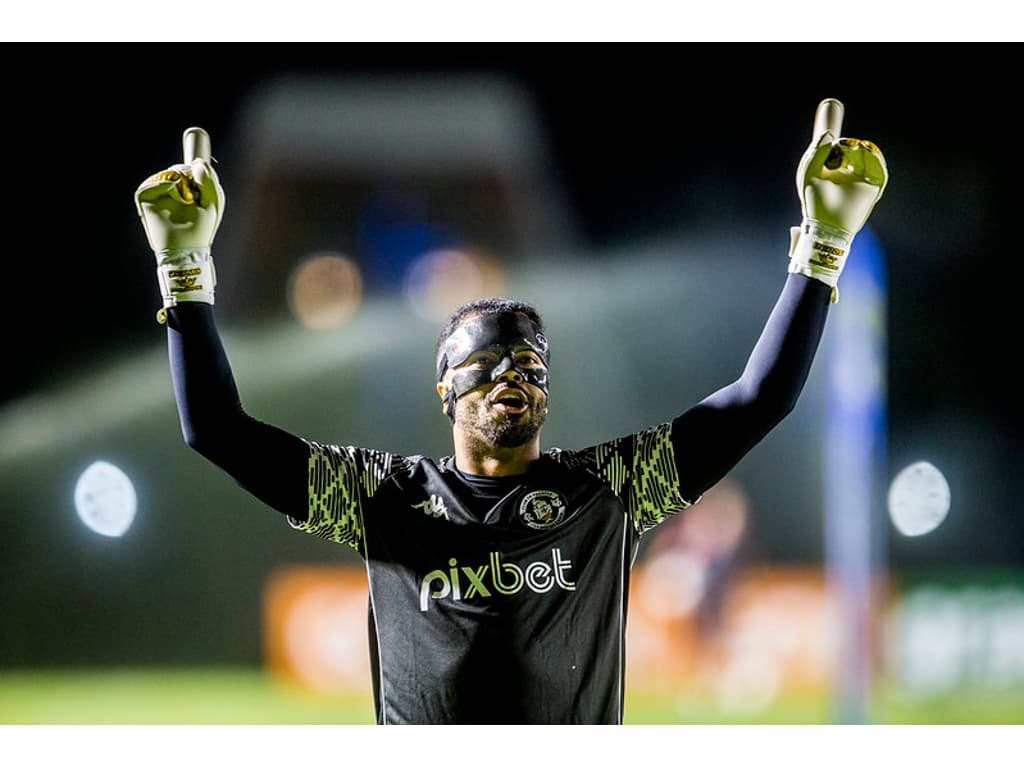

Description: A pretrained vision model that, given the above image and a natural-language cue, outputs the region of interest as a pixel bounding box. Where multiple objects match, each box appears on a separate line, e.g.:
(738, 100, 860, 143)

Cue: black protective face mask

(436, 313, 549, 419)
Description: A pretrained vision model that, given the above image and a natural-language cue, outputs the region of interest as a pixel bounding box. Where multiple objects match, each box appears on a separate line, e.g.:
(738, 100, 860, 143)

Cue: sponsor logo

(419, 548, 575, 611)
(810, 242, 844, 271)
(412, 493, 449, 520)
(812, 242, 845, 257)
(170, 267, 203, 292)
(518, 489, 567, 529)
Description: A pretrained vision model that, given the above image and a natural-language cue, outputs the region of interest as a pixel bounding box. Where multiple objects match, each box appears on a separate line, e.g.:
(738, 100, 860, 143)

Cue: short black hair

(435, 297, 545, 372)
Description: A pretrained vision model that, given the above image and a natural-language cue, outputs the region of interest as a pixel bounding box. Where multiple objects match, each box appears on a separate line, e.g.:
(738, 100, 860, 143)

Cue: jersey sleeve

(287, 440, 409, 556)
(550, 421, 695, 535)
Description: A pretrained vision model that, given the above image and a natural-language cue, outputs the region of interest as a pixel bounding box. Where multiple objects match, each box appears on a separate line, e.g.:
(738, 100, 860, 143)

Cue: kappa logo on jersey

(412, 493, 449, 520)
(518, 490, 567, 529)
(419, 548, 576, 611)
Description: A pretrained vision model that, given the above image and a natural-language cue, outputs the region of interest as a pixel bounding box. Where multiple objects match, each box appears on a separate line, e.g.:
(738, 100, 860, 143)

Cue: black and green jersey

(290, 422, 691, 724)
(167, 275, 830, 725)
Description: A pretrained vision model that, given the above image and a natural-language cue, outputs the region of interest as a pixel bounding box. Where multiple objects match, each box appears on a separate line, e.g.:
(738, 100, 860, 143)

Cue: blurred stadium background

(1, 44, 1021, 726)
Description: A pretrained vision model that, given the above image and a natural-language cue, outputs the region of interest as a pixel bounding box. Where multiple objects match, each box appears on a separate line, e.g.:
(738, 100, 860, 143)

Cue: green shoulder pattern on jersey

(289, 440, 406, 555)
(547, 421, 691, 534)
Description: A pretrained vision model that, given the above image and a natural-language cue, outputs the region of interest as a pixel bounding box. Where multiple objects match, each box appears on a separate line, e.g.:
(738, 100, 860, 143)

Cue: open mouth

(489, 385, 530, 414)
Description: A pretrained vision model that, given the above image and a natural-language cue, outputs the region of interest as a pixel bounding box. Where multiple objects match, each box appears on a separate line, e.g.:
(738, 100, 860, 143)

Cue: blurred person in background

(638, 479, 751, 638)
(133, 98, 887, 724)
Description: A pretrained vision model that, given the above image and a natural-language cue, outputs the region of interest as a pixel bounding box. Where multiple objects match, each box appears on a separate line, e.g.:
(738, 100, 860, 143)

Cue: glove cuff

(787, 219, 853, 304)
(156, 247, 217, 309)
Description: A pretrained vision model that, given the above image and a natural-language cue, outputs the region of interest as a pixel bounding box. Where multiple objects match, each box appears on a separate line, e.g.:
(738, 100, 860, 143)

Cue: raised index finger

(813, 98, 844, 140)
(183, 127, 211, 164)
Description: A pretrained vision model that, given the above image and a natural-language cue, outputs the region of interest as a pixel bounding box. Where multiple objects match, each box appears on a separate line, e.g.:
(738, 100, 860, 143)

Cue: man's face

(449, 349, 549, 448)
(437, 313, 550, 448)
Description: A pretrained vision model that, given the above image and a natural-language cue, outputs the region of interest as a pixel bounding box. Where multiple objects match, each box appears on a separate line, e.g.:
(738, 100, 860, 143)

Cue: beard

(454, 392, 548, 448)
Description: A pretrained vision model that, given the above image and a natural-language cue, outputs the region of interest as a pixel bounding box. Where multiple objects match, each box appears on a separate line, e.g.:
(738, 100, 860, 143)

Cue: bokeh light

(286, 251, 363, 330)
(888, 460, 951, 537)
(403, 247, 505, 322)
(283, 583, 370, 694)
(73, 460, 136, 538)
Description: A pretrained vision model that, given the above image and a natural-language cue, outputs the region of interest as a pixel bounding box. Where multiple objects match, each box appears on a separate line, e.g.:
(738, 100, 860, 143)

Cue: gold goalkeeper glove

(134, 127, 225, 321)
(789, 98, 889, 302)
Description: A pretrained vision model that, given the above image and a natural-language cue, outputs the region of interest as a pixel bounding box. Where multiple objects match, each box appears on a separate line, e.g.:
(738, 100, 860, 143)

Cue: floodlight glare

(887, 461, 951, 537)
(74, 460, 137, 538)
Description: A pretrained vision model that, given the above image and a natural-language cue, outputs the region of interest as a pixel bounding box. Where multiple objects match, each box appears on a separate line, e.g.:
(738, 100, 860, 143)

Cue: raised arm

(134, 128, 309, 520)
(673, 98, 889, 502)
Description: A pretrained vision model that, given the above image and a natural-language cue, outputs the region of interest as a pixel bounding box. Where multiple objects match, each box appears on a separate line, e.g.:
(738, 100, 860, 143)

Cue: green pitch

(0, 668, 1021, 724)
(0, 667, 375, 725)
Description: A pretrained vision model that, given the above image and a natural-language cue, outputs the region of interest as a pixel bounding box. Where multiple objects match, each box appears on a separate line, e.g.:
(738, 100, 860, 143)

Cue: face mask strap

(443, 388, 457, 424)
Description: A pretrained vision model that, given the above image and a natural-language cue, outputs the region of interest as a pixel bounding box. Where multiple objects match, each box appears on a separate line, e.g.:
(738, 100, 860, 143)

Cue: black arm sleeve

(166, 304, 310, 521)
(672, 273, 830, 502)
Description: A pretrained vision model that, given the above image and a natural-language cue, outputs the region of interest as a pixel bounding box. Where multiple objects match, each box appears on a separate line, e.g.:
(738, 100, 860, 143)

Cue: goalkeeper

(135, 99, 887, 724)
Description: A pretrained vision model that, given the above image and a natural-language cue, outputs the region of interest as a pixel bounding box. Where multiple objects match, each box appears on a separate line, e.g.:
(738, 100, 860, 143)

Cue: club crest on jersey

(518, 490, 567, 530)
